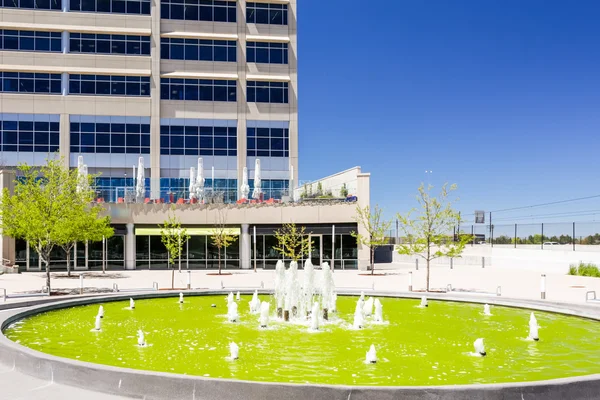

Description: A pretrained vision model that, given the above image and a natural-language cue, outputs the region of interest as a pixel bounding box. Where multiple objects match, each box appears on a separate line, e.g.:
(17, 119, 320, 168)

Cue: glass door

(309, 234, 322, 267)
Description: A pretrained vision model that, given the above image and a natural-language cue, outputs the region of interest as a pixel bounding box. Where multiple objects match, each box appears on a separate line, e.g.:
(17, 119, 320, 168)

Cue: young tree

(316, 182, 323, 196)
(210, 209, 237, 275)
(340, 183, 349, 198)
(351, 205, 391, 275)
(159, 207, 190, 274)
(0, 158, 89, 291)
(396, 184, 472, 291)
(56, 172, 113, 276)
(273, 223, 313, 262)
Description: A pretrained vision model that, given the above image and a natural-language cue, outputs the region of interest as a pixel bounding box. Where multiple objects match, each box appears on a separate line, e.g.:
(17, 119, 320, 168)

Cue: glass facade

(69, 74, 150, 96)
(158, 178, 237, 203)
(0, 30, 61, 52)
(0, 72, 61, 94)
(0, 113, 59, 153)
(247, 121, 289, 157)
(247, 41, 288, 64)
(0, 0, 61, 10)
(160, 38, 236, 62)
(246, 2, 287, 25)
(248, 179, 288, 200)
(161, 78, 237, 102)
(70, 0, 150, 14)
(160, 118, 237, 156)
(160, 0, 236, 22)
(70, 33, 151, 56)
(247, 81, 288, 103)
(70, 115, 151, 154)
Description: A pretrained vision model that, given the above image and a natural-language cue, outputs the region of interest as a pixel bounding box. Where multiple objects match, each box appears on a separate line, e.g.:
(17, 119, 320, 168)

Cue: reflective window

(246, 2, 287, 25)
(247, 41, 288, 64)
(70, 0, 150, 14)
(248, 179, 289, 200)
(247, 81, 288, 103)
(0, 114, 60, 153)
(160, 38, 236, 62)
(70, 115, 150, 154)
(0, 72, 61, 94)
(0, 30, 62, 52)
(161, 78, 237, 102)
(247, 126, 289, 158)
(160, 119, 236, 156)
(0, 0, 61, 10)
(70, 33, 150, 55)
(161, 0, 236, 22)
(69, 74, 150, 96)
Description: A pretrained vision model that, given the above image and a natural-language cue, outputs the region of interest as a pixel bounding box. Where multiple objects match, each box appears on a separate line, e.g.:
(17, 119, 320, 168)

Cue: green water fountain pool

(4, 295, 600, 386)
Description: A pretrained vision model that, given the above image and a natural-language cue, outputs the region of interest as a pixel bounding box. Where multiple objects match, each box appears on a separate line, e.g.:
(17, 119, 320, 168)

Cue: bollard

(79, 274, 84, 295)
(277, 308, 283, 318)
(408, 271, 413, 292)
(292, 306, 297, 317)
(541, 274, 546, 300)
(284, 310, 290, 322)
(323, 308, 328, 321)
(187, 271, 191, 290)
(482, 257, 485, 268)
(415, 259, 419, 270)
(112, 283, 119, 292)
(450, 258, 453, 270)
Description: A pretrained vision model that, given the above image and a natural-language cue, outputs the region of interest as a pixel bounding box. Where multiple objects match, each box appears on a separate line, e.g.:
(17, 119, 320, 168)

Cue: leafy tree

(340, 183, 349, 198)
(0, 158, 108, 291)
(159, 207, 190, 273)
(56, 172, 113, 276)
(493, 235, 512, 245)
(308, 184, 313, 198)
(351, 204, 392, 275)
(210, 209, 237, 274)
(273, 223, 313, 262)
(316, 182, 323, 196)
(396, 184, 472, 291)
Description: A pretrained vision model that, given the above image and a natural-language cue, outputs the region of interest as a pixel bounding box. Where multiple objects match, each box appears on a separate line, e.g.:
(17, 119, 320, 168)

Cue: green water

(5, 295, 600, 386)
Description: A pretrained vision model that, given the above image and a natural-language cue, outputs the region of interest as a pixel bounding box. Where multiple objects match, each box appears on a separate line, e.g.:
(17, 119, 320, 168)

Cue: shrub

(569, 262, 600, 278)
(568, 265, 578, 275)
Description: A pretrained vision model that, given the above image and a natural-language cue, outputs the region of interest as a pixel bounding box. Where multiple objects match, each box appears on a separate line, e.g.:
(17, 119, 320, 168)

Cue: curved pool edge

(2, 290, 600, 400)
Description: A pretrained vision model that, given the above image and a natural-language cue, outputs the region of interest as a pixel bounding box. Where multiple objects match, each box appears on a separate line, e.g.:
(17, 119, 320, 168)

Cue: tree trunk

(102, 237, 106, 274)
(171, 267, 175, 289)
(426, 259, 430, 292)
(371, 246, 375, 275)
(218, 247, 222, 275)
(66, 249, 71, 277)
(44, 258, 51, 293)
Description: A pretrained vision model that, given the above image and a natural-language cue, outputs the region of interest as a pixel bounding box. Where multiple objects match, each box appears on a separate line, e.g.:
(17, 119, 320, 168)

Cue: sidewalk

(0, 263, 599, 305)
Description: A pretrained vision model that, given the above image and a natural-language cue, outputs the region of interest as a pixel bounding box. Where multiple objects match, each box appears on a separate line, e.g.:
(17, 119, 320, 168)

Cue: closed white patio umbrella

(189, 167, 196, 200)
(240, 167, 250, 200)
(136, 157, 145, 202)
(252, 159, 262, 200)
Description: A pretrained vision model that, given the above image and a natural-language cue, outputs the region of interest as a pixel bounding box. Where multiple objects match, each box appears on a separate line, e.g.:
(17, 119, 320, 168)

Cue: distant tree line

(492, 234, 600, 245)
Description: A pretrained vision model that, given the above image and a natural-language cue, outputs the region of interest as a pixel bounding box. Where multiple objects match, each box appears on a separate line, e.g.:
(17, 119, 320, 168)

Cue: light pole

(124, 172, 127, 202)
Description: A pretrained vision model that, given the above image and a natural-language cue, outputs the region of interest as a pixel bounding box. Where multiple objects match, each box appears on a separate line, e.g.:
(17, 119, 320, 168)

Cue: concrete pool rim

(1, 290, 600, 400)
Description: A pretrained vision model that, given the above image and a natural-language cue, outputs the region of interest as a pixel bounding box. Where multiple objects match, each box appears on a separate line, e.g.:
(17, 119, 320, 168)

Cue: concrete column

(236, 0, 248, 200)
(125, 223, 135, 270)
(288, 0, 299, 186)
(241, 223, 250, 269)
(0, 170, 15, 266)
(59, 114, 69, 167)
(61, 31, 68, 53)
(61, 72, 68, 96)
(62, 0, 68, 12)
(149, 0, 161, 199)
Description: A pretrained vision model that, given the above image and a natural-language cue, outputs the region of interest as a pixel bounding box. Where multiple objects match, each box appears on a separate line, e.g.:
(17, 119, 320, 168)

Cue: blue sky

(297, 0, 600, 225)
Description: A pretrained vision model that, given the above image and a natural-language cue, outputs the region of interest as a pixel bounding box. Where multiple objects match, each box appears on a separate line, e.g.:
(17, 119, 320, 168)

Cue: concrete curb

(1, 290, 600, 400)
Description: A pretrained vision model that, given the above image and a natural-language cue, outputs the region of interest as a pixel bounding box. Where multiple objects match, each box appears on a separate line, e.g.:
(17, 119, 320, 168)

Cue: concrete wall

(393, 245, 600, 274)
